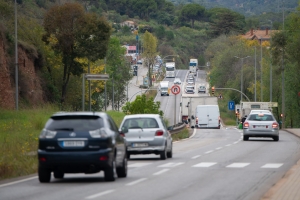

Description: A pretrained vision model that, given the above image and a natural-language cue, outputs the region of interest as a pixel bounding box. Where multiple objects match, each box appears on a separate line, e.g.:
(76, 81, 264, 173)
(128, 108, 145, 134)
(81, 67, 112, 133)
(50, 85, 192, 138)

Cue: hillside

(169, 0, 299, 16)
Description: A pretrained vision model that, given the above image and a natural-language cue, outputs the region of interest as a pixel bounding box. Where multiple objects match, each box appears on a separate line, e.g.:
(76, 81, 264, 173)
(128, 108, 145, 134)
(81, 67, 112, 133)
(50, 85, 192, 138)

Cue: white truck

(189, 59, 198, 74)
(236, 101, 277, 120)
(159, 81, 170, 96)
(180, 95, 218, 123)
(165, 62, 176, 78)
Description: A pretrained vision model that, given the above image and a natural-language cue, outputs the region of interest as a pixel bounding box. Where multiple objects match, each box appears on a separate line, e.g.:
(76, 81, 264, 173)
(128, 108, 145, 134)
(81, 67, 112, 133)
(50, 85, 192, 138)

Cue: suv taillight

(272, 122, 279, 129)
(155, 130, 164, 136)
(243, 122, 249, 129)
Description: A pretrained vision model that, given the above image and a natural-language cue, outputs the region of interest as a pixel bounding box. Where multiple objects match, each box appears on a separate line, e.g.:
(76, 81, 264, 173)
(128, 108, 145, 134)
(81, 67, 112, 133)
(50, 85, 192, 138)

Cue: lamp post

(235, 56, 250, 103)
(254, 46, 257, 101)
(268, 20, 273, 102)
(15, 0, 18, 110)
(260, 36, 263, 102)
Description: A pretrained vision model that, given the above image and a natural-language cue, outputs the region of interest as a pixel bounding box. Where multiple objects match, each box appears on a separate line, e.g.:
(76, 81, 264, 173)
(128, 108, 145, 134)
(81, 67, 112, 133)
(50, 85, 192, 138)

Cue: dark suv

(38, 112, 127, 183)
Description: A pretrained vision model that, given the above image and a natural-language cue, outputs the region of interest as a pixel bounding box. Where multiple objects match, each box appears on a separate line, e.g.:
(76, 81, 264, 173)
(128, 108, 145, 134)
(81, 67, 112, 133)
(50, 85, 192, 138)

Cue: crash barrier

(168, 122, 186, 134)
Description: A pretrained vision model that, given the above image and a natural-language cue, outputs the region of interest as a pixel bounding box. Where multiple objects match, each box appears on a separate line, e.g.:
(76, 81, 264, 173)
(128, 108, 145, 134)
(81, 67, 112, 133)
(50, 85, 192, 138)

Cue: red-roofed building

(242, 28, 278, 44)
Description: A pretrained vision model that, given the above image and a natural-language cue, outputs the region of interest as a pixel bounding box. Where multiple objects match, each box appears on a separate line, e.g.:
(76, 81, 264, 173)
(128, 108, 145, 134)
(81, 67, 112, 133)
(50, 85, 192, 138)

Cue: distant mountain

(168, 0, 299, 16)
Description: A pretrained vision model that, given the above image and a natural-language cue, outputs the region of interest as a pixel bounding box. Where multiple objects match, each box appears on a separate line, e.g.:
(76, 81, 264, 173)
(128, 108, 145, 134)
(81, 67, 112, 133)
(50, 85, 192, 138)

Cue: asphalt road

(1, 128, 300, 200)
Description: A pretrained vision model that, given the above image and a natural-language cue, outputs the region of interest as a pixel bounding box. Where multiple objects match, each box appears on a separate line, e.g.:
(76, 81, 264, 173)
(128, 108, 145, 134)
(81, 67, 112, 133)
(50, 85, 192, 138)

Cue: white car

(174, 78, 181, 85)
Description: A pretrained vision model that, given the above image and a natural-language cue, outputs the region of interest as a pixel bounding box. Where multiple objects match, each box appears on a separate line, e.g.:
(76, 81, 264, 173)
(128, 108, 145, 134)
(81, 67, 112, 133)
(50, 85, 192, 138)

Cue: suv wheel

(38, 166, 51, 183)
(116, 157, 127, 178)
(54, 171, 64, 179)
(160, 146, 167, 160)
(273, 136, 279, 141)
(104, 160, 116, 182)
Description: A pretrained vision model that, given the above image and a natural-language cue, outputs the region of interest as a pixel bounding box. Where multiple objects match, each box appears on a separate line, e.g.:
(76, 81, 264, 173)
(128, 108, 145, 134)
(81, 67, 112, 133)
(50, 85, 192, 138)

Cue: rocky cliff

(0, 33, 44, 110)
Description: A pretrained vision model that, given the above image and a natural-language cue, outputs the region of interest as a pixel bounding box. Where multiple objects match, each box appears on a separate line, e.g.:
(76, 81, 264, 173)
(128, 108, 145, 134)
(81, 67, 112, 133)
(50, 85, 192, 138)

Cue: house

(120, 20, 136, 28)
(242, 28, 276, 44)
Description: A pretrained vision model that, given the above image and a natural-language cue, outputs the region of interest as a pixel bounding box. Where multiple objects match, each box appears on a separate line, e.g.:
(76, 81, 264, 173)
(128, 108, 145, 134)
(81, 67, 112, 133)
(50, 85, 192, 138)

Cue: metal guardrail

(168, 122, 187, 134)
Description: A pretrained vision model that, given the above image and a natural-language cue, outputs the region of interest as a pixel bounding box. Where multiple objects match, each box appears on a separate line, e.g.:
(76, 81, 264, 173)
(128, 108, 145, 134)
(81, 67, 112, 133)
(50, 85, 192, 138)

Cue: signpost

(82, 74, 109, 111)
(228, 101, 235, 111)
(171, 85, 181, 125)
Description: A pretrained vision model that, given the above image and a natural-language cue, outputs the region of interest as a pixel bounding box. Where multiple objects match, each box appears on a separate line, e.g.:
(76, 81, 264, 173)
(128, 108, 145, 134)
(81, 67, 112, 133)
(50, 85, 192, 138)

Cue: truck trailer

(180, 95, 218, 123)
(189, 59, 198, 74)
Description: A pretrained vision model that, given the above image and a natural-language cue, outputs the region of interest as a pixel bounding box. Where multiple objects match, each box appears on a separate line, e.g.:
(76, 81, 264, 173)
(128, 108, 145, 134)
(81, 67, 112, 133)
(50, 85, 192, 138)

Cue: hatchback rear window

(248, 114, 274, 121)
(46, 115, 104, 131)
(122, 118, 159, 129)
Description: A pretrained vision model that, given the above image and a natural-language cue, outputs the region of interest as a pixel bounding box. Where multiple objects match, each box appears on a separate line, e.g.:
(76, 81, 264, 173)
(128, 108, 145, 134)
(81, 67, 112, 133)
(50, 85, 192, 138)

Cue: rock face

(0, 34, 44, 110)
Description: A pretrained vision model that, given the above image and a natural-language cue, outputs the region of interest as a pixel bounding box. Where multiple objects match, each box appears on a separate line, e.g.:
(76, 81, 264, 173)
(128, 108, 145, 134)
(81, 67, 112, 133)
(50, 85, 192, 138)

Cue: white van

(194, 105, 220, 129)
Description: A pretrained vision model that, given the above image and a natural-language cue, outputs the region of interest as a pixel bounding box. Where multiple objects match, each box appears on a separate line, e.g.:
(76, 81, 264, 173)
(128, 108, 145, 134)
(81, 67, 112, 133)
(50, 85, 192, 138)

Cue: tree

(208, 8, 246, 37)
(122, 94, 163, 116)
(43, 2, 111, 108)
(180, 3, 205, 28)
(142, 31, 158, 87)
(105, 37, 132, 111)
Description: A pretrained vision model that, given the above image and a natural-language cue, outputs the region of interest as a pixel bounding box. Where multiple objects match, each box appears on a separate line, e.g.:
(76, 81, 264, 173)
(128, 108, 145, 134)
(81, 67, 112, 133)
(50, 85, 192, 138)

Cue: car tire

(38, 166, 51, 183)
(243, 136, 249, 141)
(54, 171, 64, 179)
(126, 152, 130, 159)
(116, 157, 127, 178)
(167, 144, 173, 158)
(104, 159, 116, 182)
(273, 136, 279, 141)
(160, 146, 167, 160)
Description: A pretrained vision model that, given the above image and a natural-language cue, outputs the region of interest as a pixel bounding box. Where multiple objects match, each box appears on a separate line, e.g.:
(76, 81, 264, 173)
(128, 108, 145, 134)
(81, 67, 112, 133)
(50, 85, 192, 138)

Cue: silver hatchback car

(243, 110, 279, 141)
(119, 114, 173, 160)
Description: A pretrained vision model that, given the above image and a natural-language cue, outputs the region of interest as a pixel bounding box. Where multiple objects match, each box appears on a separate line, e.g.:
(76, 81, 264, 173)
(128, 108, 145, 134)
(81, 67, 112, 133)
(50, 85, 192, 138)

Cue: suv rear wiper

(55, 128, 74, 131)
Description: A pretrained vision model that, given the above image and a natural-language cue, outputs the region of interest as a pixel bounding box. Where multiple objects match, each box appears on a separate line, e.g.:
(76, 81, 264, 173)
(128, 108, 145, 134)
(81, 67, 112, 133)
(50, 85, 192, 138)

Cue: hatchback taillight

(272, 122, 279, 129)
(155, 130, 164, 136)
(243, 122, 249, 128)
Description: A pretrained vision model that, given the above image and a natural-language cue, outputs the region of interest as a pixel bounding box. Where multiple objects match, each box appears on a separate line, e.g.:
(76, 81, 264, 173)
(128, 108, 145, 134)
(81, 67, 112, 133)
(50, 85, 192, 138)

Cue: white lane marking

(261, 163, 284, 168)
(226, 163, 250, 168)
(153, 169, 170, 175)
(126, 178, 147, 186)
(233, 141, 239, 144)
(0, 176, 38, 188)
(128, 162, 152, 168)
(205, 150, 214, 154)
(189, 128, 197, 138)
(192, 162, 217, 167)
(215, 147, 223, 150)
(225, 144, 232, 147)
(192, 155, 201, 159)
(158, 162, 184, 168)
(85, 190, 114, 199)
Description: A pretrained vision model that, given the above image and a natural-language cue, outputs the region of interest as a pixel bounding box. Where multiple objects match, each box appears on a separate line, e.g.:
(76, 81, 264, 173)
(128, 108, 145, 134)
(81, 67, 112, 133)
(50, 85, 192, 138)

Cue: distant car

(243, 110, 279, 141)
(119, 114, 173, 160)
(198, 85, 206, 93)
(174, 78, 182, 85)
(185, 86, 195, 94)
(38, 112, 127, 183)
(137, 60, 143, 65)
(187, 79, 194, 85)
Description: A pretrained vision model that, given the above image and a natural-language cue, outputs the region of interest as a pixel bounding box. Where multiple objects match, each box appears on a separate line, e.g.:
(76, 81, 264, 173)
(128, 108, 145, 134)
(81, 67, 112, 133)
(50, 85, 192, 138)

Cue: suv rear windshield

(248, 114, 274, 121)
(45, 115, 104, 131)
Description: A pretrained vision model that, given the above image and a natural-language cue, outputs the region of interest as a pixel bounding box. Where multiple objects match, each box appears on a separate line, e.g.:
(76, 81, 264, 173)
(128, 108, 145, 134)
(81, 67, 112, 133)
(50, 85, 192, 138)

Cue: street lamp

(234, 56, 250, 103)
(15, 0, 18, 110)
(268, 19, 273, 102)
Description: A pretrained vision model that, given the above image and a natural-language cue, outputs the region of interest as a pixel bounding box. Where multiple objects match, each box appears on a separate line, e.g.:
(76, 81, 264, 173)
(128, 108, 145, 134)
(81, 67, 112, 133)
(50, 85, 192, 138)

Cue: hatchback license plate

(63, 141, 84, 147)
(132, 143, 148, 147)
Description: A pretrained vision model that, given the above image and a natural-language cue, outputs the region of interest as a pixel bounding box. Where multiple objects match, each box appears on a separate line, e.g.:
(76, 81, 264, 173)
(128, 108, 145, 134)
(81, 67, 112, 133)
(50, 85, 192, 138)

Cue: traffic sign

(171, 85, 180, 95)
(228, 101, 235, 110)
